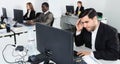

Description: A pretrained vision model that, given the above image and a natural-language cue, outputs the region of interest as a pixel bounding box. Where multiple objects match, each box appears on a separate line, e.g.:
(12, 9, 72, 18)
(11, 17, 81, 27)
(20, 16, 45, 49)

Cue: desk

(0, 23, 39, 64)
(60, 15, 78, 30)
(60, 15, 108, 31)
(74, 44, 120, 64)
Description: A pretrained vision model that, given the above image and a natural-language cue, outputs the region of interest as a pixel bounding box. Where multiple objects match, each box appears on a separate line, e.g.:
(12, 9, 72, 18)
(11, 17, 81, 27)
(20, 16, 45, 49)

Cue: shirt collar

(43, 10, 49, 14)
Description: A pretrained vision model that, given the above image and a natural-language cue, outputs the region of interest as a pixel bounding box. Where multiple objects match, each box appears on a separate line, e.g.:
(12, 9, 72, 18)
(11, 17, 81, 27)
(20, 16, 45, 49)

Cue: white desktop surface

(0, 23, 39, 64)
(74, 44, 120, 64)
(0, 23, 120, 64)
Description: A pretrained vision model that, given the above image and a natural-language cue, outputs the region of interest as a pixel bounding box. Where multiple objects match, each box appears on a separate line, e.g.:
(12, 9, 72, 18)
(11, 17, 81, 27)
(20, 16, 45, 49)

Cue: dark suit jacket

(23, 10, 35, 20)
(33, 11, 54, 26)
(118, 33, 120, 59)
(75, 22, 119, 60)
(75, 6, 84, 15)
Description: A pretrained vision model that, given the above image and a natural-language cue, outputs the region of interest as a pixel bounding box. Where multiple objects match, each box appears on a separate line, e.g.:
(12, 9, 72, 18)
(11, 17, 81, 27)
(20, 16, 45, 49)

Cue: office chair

(97, 12, 103, 18)
(118, 33, 120, 59)
(50, 18, 54, 26)
(35, 12, 42, 18)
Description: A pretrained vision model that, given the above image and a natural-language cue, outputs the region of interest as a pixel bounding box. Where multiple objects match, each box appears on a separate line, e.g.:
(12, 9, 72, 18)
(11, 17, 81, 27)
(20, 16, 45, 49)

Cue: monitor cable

(2, 29, 28, 64)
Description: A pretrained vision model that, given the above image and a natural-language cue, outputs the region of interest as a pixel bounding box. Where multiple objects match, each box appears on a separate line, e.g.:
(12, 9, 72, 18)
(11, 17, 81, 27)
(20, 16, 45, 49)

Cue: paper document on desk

(82, 55, 102, 64)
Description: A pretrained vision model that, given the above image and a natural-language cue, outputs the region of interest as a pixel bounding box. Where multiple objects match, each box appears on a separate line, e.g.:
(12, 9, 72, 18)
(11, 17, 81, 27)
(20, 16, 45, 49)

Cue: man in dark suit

(75, 8, 119, 60)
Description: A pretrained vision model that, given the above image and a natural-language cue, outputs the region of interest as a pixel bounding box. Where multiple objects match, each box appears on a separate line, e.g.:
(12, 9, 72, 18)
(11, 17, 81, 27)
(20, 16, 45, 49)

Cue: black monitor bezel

(13, 9, 23, 24)
(36, 23, 74, 64)
(2, 7, 8, 18)
(66, 5, 74, 14)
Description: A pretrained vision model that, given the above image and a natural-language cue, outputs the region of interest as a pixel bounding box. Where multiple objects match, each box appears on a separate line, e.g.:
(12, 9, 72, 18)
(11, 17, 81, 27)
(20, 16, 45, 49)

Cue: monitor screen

(66, 5, 74, 14)
(13, 9, 23, 23)
(2, 8, 7, 18)
(36, 23, 74, 64)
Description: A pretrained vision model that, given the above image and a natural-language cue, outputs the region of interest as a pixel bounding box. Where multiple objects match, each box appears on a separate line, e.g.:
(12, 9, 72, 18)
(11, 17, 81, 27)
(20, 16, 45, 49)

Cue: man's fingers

(76, 19, 81, 25)
(77, 52, 85, 57)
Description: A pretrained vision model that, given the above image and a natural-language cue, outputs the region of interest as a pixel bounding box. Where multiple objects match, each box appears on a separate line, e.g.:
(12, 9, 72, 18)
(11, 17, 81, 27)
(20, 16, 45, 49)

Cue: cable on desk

(14, 47, 28, 64)
(2, 44, 18, 64)
(2, 44, 28, 64)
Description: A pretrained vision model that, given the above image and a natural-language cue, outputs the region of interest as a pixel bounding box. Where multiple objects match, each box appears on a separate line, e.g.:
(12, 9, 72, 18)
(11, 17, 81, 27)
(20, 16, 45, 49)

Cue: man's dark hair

(42, 2, 49, 8)
(79, 8, 97, 19)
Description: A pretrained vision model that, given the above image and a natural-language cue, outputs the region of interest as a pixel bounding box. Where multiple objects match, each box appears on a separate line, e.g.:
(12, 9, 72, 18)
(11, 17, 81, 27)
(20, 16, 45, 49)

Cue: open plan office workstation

(60, 6, 107, 33)
(1, 1, 120, 64)
(0, 7, 81, 64)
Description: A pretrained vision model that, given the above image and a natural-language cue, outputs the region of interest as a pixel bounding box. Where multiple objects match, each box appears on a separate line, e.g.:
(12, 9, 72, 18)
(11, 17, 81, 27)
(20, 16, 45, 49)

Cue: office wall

(48, 0, 106, 18)
(104, 0, 120, 32)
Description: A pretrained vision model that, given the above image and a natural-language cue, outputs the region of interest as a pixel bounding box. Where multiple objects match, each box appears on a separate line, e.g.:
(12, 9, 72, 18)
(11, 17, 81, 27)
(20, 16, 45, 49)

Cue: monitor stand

(43, 49, 54, 64)
(13, 22, 22, 27)
(28, 49, 55, 64)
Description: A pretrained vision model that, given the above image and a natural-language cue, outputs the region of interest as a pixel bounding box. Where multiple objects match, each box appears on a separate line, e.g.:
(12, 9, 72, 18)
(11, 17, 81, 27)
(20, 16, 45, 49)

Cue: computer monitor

(36, 23, 74, 64)
(2, 8, 8, 19)
(66, 5, 74, 14)
(13, 9, 23, 23)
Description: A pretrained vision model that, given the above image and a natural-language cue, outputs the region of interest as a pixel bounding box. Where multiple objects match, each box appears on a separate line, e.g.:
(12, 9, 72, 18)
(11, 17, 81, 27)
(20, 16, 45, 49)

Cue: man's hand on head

(76, 19, 83, 32)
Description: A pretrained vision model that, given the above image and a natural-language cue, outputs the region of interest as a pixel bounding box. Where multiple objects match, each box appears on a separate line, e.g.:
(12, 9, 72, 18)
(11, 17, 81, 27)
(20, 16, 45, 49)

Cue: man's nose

(83, 23, 87, 28)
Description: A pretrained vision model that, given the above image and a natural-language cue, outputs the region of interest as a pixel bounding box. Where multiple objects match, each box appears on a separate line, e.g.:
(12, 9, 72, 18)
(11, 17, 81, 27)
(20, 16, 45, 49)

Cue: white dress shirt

(43, 10, 49, 15)
(27, 10, 31, 18)
(91, 24, 99, 51)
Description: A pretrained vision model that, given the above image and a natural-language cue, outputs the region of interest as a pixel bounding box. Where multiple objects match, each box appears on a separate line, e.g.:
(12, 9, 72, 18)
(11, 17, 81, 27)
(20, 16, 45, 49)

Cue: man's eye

(85, 21, 89, 23)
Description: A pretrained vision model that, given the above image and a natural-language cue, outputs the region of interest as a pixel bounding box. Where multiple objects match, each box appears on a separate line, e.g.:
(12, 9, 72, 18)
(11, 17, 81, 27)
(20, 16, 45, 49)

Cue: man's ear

(93, 16, 97, 20)
(93, 16, 98, 22)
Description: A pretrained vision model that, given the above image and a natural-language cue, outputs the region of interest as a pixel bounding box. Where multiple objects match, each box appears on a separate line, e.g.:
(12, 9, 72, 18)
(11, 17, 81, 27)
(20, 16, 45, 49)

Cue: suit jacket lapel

(95, 22, 104, 50)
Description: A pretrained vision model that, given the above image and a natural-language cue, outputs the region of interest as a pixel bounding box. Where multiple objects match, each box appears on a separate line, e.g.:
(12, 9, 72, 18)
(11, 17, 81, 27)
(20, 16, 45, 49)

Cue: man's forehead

(81, 16, 90, 22)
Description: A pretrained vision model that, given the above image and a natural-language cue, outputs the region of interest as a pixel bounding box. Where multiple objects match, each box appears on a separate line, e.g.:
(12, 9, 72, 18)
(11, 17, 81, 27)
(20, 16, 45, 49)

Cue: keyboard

(23, 23, 34, 26)
(73, 51, 87, 64)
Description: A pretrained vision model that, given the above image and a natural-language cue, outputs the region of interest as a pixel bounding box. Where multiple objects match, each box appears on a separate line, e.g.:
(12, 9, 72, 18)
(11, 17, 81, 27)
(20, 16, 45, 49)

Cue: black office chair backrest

(50, 18, 54, 26)
(118, 33, 120, 59)
(35, 12, 41, 18)
(97, 12, 103, 18)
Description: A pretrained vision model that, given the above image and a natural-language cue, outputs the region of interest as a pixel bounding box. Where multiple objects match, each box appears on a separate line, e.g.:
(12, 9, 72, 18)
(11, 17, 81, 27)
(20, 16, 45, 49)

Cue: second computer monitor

(13, 9, 23, 23)
(2, 8, 8, 18)
(66, 5, 74, 14)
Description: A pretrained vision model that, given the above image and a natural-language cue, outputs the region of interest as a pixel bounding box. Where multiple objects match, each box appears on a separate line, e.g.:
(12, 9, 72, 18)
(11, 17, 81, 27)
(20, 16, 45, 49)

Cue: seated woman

(75, 1, 84, 16)
(23, 2, 35, 20)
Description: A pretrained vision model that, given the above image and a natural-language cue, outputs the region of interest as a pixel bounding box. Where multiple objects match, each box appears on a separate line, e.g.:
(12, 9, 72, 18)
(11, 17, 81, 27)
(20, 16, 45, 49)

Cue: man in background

(26, 2, 54, 26)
